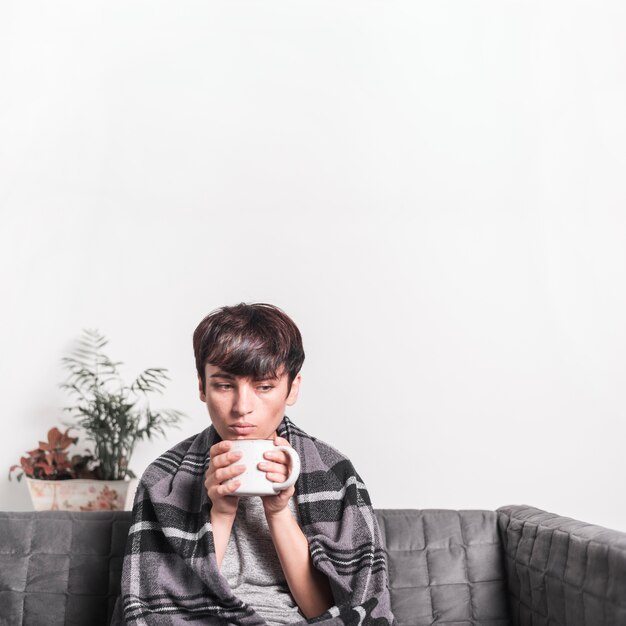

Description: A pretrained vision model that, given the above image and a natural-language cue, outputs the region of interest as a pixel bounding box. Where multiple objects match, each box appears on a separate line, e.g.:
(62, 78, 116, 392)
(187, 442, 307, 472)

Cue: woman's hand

(204, 440, 246, 518)
(260, 435, 296, 518)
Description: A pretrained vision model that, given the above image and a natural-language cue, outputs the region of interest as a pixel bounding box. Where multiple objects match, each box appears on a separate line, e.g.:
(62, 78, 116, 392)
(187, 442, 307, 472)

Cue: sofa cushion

(375, 509, 510, 626)
(0, 510, 132, 626)
(1, 508, 509, 625)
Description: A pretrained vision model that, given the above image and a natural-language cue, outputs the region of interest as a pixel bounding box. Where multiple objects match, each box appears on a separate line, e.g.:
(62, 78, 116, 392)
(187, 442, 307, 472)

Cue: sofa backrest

(0, 508, 509, 625)
(3, 506, 624, 625)
(0, 510, 131, 626)
(375, 509, 509, 626)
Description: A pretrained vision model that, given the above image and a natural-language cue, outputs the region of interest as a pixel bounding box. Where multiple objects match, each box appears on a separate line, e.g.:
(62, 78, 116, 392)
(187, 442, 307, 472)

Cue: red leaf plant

(9, 427, 98, 482)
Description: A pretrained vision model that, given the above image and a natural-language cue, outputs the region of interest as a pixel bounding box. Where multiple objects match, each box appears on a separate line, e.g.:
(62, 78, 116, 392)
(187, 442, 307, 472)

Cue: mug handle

(271, 446, 301, 493)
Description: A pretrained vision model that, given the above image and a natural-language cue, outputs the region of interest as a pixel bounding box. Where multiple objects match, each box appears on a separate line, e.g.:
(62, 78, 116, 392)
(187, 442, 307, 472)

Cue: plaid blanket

(115, 416, 395, 625)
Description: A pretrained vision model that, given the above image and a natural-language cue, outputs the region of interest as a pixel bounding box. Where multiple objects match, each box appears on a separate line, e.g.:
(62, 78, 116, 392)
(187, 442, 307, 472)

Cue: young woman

(114, 303, 394, 626)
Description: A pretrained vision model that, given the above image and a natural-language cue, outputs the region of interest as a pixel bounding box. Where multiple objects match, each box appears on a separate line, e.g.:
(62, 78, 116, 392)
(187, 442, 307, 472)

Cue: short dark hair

(193, 302, 305, 396)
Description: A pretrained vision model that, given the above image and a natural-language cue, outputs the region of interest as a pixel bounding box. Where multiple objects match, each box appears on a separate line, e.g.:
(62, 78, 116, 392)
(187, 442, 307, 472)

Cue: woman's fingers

(261, 445, 292, 481)
(215, 463, 246, 483)
(259, 460, 289, 483)
(258, 460, 287, 474)
(263, 449, 289, 465)
(217, 479, 241, 496)
(265, 471, 288, 483)
(211, 449, 243, 469)
(209, 440, 231, 458)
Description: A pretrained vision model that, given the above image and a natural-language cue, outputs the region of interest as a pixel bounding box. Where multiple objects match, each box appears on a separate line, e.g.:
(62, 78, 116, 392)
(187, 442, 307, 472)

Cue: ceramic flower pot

(25, 477, 138, 511)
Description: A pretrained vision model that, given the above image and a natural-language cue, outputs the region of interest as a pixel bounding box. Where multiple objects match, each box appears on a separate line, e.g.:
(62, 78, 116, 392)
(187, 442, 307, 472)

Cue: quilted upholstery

(0, 510, 131, 626)
(0, 506, 624, 625)
(497, 505, 626, 626)
(375, 509, 509, 626)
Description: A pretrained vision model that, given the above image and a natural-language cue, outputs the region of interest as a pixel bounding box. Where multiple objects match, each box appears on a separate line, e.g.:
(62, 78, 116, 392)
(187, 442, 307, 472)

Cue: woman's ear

(286, 373, 302, 406)
(198, 377, 206, 402)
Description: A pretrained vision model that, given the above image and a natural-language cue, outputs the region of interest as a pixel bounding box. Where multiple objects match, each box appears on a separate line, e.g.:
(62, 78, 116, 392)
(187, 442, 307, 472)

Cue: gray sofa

(1, 505, 625, 625)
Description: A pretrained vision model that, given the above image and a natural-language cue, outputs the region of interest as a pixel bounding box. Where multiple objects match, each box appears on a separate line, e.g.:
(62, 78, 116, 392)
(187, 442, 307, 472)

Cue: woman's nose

(232, 386, 254, 415)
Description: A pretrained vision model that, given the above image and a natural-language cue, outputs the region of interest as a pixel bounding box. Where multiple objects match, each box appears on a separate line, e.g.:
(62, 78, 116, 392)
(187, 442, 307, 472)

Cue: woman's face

(199, 363, 301, 440)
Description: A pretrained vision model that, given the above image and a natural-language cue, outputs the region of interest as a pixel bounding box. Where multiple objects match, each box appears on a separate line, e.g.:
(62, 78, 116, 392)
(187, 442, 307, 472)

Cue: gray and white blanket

(115, 416, 395, 625)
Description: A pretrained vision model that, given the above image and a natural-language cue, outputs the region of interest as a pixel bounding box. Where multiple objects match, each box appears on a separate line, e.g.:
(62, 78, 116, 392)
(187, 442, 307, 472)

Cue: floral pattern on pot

(26, 478, 137, 511)
(79, 485, 122, 511)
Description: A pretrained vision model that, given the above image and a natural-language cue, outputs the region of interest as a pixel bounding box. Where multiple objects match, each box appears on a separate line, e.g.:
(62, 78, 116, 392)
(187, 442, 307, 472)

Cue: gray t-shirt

(220, 496, 305, 625)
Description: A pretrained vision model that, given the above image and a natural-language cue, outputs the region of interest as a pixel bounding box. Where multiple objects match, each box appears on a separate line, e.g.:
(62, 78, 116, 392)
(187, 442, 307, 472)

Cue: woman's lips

(230, 424, 256, 436)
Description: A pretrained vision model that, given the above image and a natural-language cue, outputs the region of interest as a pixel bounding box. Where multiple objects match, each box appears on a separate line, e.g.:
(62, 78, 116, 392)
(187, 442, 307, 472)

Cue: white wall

(1, 1, 625, 531)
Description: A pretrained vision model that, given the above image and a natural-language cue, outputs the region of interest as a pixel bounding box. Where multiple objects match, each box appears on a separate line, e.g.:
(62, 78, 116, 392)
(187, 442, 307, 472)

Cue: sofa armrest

(497, 504, 626, 626)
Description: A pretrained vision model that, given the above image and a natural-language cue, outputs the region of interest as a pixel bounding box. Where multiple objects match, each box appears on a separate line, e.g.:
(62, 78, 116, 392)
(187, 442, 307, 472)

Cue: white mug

(225, 439, 301, 497)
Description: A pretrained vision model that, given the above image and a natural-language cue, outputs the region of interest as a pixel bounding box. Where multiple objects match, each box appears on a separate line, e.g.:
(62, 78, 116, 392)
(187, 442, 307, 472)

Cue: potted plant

(10, 329, 186, 511)
(9, 426, 103, 510)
